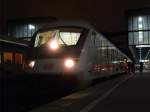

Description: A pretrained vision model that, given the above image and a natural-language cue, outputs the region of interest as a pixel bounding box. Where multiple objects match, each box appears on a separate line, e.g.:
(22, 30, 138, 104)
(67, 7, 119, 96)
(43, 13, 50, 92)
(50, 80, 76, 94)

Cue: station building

(127, 8, 150, 65)
(6, 16, 57, 39)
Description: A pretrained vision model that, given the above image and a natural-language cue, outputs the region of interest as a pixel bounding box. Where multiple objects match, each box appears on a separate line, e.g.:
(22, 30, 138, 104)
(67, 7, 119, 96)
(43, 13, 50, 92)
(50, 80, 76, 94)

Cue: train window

(34, 28, 83, 47)
(4, 52, 13, 64)
(59, 32, 80, 46)
(15, 53, 23, 64)
(35, 30, 57, 47)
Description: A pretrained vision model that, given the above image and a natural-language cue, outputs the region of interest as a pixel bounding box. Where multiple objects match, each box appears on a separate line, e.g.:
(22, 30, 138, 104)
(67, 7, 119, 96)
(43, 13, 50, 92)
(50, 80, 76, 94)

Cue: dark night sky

(0, 0, 150, 57)
(1, 0, 150, 32)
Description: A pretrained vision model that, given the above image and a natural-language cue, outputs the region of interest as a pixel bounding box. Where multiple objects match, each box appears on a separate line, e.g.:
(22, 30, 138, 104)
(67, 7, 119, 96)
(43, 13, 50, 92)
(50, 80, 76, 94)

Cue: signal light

(28, 61, 35, 68)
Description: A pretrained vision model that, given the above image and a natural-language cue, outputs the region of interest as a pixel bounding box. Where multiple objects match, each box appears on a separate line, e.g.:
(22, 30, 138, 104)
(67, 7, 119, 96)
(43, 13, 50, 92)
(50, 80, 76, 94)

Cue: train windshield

(34, 28, 83, 47)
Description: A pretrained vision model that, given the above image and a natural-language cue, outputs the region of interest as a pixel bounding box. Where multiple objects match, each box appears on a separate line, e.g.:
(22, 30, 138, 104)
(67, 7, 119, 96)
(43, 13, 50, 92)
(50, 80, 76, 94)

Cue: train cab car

(0, 36, 29, 74)
(25, 21, 131, 86)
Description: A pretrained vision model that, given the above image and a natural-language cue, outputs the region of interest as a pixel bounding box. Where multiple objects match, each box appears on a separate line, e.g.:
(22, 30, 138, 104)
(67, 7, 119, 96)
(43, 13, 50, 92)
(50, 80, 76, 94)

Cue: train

(0, 36, 28, 74)
(24, 21, 131, 86)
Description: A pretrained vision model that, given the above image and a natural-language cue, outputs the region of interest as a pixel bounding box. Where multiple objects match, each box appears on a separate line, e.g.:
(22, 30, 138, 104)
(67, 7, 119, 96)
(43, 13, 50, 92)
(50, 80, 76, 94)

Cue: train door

(90, 31, 103, 77)
(14, 53, 23, 68)
(90, 31, 97, 72)
(82, 30, 96, 80)
(3, 51, 13, 72)
(3, 52, 13, 64)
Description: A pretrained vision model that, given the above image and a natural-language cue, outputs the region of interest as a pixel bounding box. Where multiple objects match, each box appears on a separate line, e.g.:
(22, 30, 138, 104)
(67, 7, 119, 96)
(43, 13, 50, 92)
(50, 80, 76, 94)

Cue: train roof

(30, 20, 131, 61)
(0, 35, 30, 47)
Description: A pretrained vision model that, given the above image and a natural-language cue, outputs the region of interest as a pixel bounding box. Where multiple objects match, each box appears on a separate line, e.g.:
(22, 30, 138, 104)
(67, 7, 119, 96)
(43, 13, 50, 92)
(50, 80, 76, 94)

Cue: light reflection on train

(25, 21, 131, 86)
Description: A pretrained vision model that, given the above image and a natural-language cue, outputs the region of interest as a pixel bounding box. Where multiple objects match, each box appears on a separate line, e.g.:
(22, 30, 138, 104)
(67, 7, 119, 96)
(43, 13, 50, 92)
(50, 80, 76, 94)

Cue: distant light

(138, 24, 143, 29)
(139, 60, 149, 62)
(112, 61, 118, 64)
(138, 17, 143, 22)
(136, 45, 150, 48)
(102, 68, 106, 71)
(28, 24, 35, 30)
(29, 61, 35, 68)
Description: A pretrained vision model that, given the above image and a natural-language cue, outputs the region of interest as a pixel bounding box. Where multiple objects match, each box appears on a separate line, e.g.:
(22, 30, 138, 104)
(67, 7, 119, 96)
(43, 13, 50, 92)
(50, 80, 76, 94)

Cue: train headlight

(48, 39, 59, 50)
(64, 58, 75, 68)
(28, 61, 35, 68)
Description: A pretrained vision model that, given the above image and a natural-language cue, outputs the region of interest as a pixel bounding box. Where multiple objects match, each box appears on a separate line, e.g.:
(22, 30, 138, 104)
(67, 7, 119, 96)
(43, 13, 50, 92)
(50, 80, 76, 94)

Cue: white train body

(25, 21, 130, 86)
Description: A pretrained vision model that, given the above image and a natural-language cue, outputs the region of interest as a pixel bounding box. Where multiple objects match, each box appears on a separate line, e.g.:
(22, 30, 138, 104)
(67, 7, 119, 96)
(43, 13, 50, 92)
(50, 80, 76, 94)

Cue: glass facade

(128, 15, 150, 45)
(8, 24, 41, 38)
(7, 17, 57, 38)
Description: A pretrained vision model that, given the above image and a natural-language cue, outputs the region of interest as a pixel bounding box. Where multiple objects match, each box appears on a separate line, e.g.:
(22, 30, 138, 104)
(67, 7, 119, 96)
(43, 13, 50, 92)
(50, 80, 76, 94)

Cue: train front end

(25, 27, 87, 81)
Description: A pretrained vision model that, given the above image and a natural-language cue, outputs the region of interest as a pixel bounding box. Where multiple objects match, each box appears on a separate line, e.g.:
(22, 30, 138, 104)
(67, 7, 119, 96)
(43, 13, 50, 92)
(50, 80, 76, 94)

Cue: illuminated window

(138, 17, 143, 22)
(35, 30, 58, 47)
(128, 15, 150, 45)
(59, 32, 80, 45)
(138, 24, 143, 29)
(35, 28, 82, 47)
(4, 52, 13, 64)
(15, 53, 23, 64)
(139, 31, 143, 42)
(28, 24, 35, 30)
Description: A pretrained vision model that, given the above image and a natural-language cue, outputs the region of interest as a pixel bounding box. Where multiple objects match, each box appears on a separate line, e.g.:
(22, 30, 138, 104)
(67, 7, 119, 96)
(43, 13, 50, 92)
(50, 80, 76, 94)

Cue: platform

(29, 73, 133, 112)
(29, 72, 150, 112)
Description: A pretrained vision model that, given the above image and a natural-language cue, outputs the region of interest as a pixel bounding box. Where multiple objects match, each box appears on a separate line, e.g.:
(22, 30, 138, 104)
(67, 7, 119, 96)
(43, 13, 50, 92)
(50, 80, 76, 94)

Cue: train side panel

(78, 29, 126, 83)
